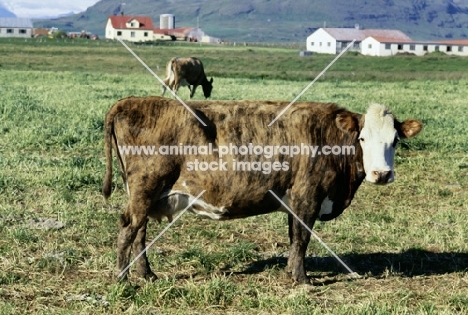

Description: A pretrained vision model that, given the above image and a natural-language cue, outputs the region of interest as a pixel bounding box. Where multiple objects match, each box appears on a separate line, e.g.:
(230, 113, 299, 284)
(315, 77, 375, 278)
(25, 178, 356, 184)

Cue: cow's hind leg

(131, 218, 157, 280)
(117, 192, 154, 281)
(117, 208, 142, 281)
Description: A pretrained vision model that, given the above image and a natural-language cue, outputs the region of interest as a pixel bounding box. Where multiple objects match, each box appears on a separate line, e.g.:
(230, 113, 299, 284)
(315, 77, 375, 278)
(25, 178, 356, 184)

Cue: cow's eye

(358, 137, 365, 142)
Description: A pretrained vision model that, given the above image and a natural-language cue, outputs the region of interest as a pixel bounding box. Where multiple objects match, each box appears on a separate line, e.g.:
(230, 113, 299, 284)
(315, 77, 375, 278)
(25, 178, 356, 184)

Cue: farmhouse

(307, 27, 468, 56)
(105, 15, 219, 43)
(105, 15, 156, 42)
(0, 17, 33, 38)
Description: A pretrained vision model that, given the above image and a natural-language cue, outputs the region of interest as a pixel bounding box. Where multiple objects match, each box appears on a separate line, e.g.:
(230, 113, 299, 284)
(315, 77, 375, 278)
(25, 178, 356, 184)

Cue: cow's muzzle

(371, 170, 393, 185)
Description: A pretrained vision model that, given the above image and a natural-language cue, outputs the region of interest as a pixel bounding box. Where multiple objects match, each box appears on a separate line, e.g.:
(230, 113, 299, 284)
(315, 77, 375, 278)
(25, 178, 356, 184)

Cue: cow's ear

(210, 77, 213, 83)
(336, 112, 360, 133)
(396, 119, 423, 139)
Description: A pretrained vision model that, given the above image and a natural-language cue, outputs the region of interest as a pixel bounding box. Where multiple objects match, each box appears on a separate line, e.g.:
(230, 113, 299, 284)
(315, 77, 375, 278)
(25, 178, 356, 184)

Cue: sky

(1, 0, 100, 18)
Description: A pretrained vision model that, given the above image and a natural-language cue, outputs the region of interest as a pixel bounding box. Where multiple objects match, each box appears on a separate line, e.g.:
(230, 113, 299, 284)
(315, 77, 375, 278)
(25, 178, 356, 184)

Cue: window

(327, 42, 331, 47)
(7, 28, 13, 34)
(144, 32, 148, 37)
(130, 22, 134, 27)
(446, 46, 452, 52)
(385, 43, 391, 50)
(435, 46, 439, 51)
(353, 42, 359, 49)
(458, 46, 463, 52)
(397, 44, 403, 50)
(423, 45, 428, 51)
(319, 42, 322, 47)
(410, 44, 415, 51)
(117, 31, 122, 36)
(368, 44, 372, 48)
(311, 42, 314, 46)
(19, 29, 27, 34)
(131, 31, 135, 38)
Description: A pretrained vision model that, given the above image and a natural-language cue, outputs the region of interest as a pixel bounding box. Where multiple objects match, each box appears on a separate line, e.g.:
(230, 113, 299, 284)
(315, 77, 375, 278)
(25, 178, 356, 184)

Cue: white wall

(361, 37, 381, 56)
(188, 28, 205, 42)
(360, 36, 468, 56)
(306, 28, 337, 54)
(426, 44, 468, 56)
(0, 27, 31, 38)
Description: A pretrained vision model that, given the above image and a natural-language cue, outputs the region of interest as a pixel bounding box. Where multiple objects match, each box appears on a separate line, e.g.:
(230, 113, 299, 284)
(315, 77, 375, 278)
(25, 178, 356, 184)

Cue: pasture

(0, 38, 467, 314)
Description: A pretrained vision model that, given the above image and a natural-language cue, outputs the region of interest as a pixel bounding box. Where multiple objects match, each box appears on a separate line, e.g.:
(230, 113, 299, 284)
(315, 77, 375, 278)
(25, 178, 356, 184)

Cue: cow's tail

(162, 57, 177, 95)
(102, 104, 118, 200)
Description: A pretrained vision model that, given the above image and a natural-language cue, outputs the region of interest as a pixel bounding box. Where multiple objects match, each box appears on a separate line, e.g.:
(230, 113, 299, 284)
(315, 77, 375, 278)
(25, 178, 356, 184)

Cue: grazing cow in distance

(161, 57, 213, 99)
(102, 96, 423, 284)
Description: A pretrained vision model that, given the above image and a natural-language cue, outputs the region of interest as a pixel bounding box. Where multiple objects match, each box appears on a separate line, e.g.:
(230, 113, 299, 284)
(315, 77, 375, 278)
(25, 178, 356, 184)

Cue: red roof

(108, 15, 155, 30)
(154, 27, 195, 37)
(366, 36, 413, 43)
(436, 39, 468, 45)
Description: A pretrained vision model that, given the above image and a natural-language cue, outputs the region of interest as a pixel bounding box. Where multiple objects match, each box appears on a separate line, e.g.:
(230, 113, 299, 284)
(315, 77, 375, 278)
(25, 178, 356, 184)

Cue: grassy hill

(33, 0, 468, 42)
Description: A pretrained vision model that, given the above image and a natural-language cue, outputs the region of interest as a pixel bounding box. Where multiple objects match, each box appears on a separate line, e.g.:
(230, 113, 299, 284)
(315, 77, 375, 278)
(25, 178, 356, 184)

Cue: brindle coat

(102, 96, 422, 284)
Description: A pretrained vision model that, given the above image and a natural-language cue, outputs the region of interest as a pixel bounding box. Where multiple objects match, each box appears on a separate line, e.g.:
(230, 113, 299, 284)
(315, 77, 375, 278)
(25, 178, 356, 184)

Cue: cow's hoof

(294, 278, 311, 285)
(291, 274, 311, 285)
(144, 271, 158, 282)
(117, 273, 129, 283)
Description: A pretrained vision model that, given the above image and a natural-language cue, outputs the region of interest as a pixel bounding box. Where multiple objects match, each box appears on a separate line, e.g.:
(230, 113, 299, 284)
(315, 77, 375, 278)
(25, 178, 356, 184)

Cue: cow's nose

(373, 170, 392, 184)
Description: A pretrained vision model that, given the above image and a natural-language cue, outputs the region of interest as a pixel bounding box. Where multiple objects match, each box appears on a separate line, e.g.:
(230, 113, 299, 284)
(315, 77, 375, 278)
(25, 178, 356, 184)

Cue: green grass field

(0, 38, 467, 314)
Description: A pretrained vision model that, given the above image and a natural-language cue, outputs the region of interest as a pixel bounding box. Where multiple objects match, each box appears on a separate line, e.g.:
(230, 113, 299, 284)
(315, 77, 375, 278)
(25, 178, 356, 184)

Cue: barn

(361, 37, 468, 56)
(0, 17, 33, 38)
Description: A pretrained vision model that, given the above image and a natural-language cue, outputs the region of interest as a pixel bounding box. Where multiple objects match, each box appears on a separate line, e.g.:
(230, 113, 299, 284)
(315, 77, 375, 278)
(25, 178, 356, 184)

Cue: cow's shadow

(237, 248, 468, 279)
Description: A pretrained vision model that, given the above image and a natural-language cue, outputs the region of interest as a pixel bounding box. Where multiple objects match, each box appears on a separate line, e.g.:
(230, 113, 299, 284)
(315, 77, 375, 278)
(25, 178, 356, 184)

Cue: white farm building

(306, 28, 411, 55)
(307, 27, 468, 57)
(361, 37, 468, 56)
(0, 17, 33, 38)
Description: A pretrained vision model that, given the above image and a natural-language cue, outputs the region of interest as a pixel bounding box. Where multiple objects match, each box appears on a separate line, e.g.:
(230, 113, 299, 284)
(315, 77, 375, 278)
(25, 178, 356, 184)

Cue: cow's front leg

(286, 199, 318, 284)
(131, 218, 157, 281)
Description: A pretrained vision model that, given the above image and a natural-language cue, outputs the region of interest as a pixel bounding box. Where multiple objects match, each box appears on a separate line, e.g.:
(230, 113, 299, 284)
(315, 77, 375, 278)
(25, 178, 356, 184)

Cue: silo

(160, 14, 175, 29)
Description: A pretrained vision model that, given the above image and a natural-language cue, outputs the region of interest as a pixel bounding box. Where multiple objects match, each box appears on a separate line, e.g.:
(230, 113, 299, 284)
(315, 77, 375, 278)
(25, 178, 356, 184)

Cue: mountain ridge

(0, 3, 16, 18)
(30, 0, 468, 42)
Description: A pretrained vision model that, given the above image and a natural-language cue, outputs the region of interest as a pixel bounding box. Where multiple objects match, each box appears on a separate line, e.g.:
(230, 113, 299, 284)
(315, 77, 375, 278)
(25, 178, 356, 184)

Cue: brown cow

(161, 57, 213, 98)
(102, 96, 422, 284)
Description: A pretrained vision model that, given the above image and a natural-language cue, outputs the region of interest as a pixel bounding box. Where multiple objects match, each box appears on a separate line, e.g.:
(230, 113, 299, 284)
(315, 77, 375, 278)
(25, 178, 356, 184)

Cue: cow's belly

(149, 188, 287, 222)
(151, 190, 228, 221)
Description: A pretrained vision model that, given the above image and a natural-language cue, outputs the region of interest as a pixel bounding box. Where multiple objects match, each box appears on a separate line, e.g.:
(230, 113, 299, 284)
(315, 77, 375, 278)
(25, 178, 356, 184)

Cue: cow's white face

(359, 104, 398, 184)
(358, 104, 422, 184)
